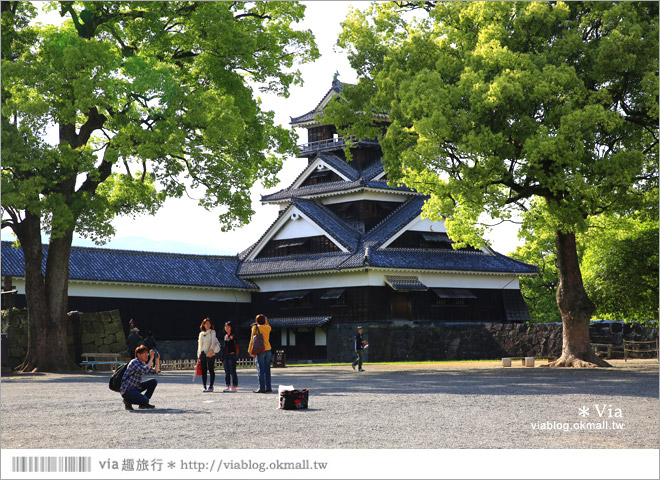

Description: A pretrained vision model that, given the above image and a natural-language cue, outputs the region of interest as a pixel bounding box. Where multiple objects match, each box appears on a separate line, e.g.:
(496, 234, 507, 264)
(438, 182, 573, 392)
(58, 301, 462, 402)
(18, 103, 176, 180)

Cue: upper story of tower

(289, 74, 388, 170)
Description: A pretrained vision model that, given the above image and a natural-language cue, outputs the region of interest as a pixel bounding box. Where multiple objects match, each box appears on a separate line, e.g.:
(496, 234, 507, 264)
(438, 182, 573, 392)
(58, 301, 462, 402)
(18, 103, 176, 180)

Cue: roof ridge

(243, 250, 352, 263)
(238, 204, 295, 260)
(381, 247, 487, 255)
(490, 249, 537, 267)
(289, 80, 355, 125)
(363, 196, 427, 245)
(317, 152, 360, 180)
(261, 153, 360, 204)
(292, 198, 362, 250)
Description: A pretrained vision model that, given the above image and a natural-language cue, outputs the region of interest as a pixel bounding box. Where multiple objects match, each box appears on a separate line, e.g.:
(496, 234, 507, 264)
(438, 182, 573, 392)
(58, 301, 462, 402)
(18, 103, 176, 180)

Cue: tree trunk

(549, 231, 611, 368)
(15, 212, 78, 373)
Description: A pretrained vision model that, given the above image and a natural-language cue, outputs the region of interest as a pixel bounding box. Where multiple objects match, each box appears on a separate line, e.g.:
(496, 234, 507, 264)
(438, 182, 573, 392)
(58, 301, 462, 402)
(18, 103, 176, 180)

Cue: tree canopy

(0, 1, 318, 372)
(329, 1, 657, 245)
(2, 1, 319, 241)
(512, 190, 659, 324)
(327, 1, 658, 366)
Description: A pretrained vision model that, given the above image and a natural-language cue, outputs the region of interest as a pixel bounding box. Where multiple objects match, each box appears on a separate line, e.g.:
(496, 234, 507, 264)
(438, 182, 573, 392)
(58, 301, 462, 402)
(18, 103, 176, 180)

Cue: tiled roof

(384, 275, 428, 291)
(432, 288, 477, 299)
(238, 245, 536, 277)
(265, 316, 332, 328)
(241, 316, 331, 328)
(361, 162, 385, 181)
(289, 80, 347, 125)
(292, 198, 362, 251)
(363, 196, 429, 248)
(1, 241, 256, 289)
(317, 152, 361, 180)
(241, 192, 538, 277)
(289, 87, 334, 125)
(238, 251, 357, 276)
(368, 248, 537, 274)
(502, 290, 532, 322)
(261, 177, 414, 203)
(261, 149, 410, 205)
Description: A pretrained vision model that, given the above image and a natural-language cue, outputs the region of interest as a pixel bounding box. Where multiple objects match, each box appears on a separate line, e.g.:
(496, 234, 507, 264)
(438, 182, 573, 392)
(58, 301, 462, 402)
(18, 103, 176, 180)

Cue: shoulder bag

(212, 331, 221, 354)
(249, 325, 265, 356)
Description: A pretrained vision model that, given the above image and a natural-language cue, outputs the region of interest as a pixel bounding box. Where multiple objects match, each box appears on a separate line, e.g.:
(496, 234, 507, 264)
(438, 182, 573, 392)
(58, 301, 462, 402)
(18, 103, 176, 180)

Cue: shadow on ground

(3, 365, 658, 399)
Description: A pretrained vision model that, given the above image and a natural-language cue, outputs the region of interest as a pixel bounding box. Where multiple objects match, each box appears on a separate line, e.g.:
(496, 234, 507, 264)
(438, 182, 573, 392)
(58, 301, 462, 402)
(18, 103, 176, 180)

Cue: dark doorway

(293, 328, 315, 360)
(390, 293, 411, 321)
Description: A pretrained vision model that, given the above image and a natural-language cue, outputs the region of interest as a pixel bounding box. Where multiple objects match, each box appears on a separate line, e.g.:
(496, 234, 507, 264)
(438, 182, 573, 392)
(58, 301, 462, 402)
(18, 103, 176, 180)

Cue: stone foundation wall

(1, 308, 127, 369)
(328, 322, 658, 363)
(3, 308, 656, 368)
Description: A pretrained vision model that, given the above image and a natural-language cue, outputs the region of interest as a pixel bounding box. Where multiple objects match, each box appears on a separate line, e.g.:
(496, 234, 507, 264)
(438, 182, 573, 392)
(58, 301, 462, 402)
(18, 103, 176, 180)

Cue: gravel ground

(1, 359, 658, 449)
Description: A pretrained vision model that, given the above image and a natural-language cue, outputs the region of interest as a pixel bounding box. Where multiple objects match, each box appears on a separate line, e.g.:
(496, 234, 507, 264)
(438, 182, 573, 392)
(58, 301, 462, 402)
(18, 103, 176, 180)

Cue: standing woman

(248, 314, 272, 393)
(222, 321, 239, 392)
(197, 318, 218, 392)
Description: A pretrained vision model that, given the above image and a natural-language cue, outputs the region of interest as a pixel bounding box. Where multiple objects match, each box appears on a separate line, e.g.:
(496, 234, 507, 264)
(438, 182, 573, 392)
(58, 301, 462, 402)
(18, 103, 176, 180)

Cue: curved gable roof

(292, 198, 361, 251)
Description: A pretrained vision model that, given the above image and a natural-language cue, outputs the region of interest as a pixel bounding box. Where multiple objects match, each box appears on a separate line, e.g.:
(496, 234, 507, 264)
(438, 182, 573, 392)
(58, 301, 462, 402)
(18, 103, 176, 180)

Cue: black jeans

(200, 352, 215, 388)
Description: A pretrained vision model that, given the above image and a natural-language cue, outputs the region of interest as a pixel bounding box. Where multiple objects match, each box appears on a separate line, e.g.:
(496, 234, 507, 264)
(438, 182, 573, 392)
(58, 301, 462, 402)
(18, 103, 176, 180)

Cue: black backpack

(109, 362, 130, 392)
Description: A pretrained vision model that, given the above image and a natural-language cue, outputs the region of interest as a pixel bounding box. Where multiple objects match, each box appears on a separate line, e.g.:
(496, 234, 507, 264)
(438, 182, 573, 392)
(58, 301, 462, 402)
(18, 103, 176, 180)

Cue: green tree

(328, 1, 658, 366)
(512, 194, 660, 323)
(510, 204, 562, 324)
(1, 1, 318, 372)
(511, 193, 659, 324)
(580, 193, 659, 322)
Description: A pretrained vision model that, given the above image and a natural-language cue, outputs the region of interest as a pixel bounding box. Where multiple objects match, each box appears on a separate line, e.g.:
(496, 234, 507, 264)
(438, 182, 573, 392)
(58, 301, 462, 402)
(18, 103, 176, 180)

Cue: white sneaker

(223, 386, 232, 392)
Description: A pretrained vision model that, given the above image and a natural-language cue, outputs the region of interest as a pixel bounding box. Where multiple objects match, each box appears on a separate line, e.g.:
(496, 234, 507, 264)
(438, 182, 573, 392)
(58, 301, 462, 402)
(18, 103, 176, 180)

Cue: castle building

(1, 78, 536, 362)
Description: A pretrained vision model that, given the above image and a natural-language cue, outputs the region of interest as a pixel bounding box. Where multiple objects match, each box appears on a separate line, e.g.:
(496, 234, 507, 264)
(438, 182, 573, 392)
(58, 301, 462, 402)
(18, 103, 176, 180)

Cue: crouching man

(121, 345, 160, 410)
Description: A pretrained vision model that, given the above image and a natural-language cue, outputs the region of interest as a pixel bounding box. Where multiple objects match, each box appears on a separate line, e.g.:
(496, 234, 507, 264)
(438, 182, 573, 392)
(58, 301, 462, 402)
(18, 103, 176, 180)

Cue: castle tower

(238, 76, 536, 362)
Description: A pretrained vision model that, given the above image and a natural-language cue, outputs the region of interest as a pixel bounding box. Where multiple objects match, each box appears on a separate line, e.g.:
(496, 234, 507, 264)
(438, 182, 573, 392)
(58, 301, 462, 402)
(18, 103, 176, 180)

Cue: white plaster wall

(273, 215, 326, 240)
(315, 327, 327, 346)
(321, 191, 409, 205)
(408, 217, 447, 232)
(252, 270, 521, 291)
(8, 278, 252, 302)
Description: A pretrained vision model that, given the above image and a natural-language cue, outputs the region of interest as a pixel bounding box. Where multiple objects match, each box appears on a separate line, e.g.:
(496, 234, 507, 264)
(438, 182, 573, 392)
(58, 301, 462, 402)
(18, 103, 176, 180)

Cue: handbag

(212, 335, 221, 354)
(279, 389, 309, 410)
(193, 359, 202, 382)
(249, 325, 265, 356)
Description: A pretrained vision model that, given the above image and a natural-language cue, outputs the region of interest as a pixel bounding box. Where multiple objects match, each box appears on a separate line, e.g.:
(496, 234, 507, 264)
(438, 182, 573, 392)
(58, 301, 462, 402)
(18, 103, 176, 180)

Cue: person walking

(351, 325, 368, 372)
(197, 318, 219, 392)
(121, 345, 160, 410)
(248, 314, 272, 393)
(221, 321, 239, 392)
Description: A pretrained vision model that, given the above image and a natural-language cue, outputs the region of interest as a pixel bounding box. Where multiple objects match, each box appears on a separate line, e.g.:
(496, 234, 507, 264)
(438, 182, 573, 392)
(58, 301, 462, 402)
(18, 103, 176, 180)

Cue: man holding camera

(120, 345, 160, 410)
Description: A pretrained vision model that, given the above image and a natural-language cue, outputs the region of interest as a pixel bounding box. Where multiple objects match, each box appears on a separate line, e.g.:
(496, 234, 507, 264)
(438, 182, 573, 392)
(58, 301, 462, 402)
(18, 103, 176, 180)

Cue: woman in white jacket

(197, 318, 218, 392)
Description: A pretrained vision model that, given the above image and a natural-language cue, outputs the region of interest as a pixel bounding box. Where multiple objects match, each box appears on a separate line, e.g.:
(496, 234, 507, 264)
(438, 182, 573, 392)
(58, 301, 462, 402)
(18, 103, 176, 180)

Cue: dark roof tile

(1, 241, 256, 289)
(368, 248, 537, 274)
(292, 198, 361, 251)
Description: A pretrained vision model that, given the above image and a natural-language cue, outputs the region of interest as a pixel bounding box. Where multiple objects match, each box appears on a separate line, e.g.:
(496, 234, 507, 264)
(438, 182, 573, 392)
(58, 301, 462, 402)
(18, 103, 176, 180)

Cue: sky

(6, 1, 523, 256)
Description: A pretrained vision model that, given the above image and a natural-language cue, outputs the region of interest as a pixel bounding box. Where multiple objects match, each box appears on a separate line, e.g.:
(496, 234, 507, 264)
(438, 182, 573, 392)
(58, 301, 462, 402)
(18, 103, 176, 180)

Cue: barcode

(12, 456, 91, 473)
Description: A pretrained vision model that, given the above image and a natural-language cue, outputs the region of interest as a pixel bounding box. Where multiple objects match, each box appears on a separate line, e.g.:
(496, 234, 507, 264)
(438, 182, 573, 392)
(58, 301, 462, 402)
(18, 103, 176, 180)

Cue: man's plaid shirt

(120, 358, 156, 394)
